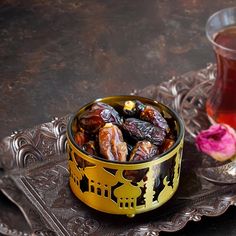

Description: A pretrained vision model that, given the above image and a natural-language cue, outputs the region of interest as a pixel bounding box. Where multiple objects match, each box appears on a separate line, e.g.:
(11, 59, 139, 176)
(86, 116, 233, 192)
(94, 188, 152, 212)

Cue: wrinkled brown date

(79, 102, 122, 133)
(160, 138, 175, 153)
(122, 118, 166, 146)
(140, 105, 169, 132)
(123, 168, 148, 182)
(124, 141, 158, 181)
(82, 141, 98, 156)
(129, 141, 158, 161)
(123, 100, 169, 132)
(99, 123, 128, 162)
(74, 131, 88, 146)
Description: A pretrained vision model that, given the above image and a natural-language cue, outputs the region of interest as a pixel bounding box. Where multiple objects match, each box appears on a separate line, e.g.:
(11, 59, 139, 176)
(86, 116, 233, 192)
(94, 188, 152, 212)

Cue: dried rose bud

(99, 123, 128, 162)
(195, 124, 236, 162)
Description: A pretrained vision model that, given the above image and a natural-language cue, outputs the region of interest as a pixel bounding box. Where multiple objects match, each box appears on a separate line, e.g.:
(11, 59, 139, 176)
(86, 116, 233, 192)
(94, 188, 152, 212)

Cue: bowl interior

(67, 95, 184, 164)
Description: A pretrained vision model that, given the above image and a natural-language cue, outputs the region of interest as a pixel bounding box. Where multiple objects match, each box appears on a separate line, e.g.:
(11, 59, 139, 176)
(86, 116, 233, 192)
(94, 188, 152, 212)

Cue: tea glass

(205, 7, 236, 129)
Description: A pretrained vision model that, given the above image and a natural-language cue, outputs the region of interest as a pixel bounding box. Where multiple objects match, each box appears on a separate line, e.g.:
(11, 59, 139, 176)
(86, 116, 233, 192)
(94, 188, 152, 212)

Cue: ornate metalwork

(198, 161, 236, 184)
(68, 138, 183, 216)
(1, 64, 236, 236)
(0, 177, 55, 236)
(0, 115, 70, 171)
(180, 79, 214, 138)
(132, 63, 216, 140)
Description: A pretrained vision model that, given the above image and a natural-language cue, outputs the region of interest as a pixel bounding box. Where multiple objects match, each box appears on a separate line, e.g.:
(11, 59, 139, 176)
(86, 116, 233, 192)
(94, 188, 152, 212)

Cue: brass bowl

(66, 95, 184, 217)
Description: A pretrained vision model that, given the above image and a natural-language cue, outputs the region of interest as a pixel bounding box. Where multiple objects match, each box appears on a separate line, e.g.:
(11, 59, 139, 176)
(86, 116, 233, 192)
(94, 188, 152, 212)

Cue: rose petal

(195, 124, 236, 162)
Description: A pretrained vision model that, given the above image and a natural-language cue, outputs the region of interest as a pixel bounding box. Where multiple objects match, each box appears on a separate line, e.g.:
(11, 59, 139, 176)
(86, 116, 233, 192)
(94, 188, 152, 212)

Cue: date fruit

(123, 100, 169, 132)
(140, 105, 169, 132)
(124, 141, 157, 181)
(122, 118, 166, 146)
(160, 138, 175, 153)
(74, 131, 88, 146)
(82, 141, 98, 156)
(129, 141, 158, 161)
(79, 102, 122, 133)
(99, 123, 128, 162)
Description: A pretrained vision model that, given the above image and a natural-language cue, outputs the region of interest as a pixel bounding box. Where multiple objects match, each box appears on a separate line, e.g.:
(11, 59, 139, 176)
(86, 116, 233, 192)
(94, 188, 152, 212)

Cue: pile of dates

(74, 100, 176, 163)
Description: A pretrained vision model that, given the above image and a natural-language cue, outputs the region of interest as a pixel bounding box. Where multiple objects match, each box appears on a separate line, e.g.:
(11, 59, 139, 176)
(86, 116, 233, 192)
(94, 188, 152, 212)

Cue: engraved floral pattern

(67, 216, 99, 236)
(0, 115, 70, 170)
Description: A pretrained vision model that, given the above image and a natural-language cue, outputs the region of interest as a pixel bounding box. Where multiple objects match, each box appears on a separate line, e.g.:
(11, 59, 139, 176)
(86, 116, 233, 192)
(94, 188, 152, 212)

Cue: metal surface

(1, 65, 236, 235)
(198, 162, 236, 184)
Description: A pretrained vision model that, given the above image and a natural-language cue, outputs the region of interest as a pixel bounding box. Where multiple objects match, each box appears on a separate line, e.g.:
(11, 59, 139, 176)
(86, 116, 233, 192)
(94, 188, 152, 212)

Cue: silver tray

(1, 64, 236, 236)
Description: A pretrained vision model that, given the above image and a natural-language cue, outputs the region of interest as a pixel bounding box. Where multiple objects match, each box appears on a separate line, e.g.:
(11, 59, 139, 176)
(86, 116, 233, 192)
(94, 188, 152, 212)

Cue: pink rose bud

(195, 124, 236, 162)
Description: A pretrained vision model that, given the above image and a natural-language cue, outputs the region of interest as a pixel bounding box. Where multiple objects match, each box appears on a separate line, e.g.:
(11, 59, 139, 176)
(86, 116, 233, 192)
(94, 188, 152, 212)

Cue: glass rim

(206, 7, 236, 53)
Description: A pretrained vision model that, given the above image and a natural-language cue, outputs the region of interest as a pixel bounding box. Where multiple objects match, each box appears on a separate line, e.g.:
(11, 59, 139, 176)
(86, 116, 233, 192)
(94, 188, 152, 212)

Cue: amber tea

(206, 25, 236, 128)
